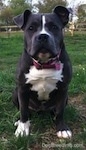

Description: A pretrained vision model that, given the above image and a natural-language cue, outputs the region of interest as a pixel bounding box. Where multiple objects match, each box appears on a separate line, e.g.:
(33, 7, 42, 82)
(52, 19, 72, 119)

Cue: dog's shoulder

(16, 51, 32, 83)
(60, 49, 72, 84)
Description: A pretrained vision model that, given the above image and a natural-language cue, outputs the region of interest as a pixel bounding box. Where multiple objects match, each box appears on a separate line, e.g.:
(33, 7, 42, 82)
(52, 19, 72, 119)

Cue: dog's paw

(57, 130, 72, 139)
(14, 120, 30, 137)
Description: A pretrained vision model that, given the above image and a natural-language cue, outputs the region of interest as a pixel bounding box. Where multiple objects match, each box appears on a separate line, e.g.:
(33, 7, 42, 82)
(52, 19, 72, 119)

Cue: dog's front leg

(15, 86, 31, 137)
(55, 88, 72, 139)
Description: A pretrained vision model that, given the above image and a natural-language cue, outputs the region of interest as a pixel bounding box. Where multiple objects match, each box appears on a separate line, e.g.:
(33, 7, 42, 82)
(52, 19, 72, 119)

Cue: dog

(13, 6, 72, 138)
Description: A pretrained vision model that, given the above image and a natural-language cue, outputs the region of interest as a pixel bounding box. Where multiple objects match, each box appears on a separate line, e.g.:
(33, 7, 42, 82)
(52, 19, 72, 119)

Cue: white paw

(14, 120, 30, 137)
(57, 130, 72, 139)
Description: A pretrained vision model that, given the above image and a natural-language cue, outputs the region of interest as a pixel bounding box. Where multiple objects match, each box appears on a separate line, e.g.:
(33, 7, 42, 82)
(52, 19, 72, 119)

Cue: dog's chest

(25, 65, 63, 100)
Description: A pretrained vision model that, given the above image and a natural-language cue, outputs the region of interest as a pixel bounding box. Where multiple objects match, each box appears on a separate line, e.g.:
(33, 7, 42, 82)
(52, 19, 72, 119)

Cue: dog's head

(13, 6, 70, 63)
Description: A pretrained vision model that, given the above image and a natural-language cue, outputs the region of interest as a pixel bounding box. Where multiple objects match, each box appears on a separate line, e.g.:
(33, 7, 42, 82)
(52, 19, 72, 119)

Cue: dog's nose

(37, 34, 49, 42)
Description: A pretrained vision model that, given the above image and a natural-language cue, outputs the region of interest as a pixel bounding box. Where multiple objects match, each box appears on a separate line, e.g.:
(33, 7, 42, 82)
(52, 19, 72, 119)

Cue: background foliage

(0, 0, 86, 25)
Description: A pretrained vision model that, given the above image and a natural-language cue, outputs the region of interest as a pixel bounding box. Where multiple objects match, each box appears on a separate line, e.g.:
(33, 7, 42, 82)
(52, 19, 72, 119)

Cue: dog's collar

(31, 51, 62, 70)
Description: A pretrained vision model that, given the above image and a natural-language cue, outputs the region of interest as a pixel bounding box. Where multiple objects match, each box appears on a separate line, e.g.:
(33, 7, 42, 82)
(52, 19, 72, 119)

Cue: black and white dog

(13, 6, 72, 138)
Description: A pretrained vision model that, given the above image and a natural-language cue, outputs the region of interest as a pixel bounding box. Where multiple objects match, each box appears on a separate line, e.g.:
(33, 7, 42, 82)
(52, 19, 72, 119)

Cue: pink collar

(32, 53, 62, 70)
(33, 60, 61, 70)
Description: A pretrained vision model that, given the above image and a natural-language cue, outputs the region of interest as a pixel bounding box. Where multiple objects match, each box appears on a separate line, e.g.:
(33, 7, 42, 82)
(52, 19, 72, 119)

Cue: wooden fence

(0, 23, 86, 32)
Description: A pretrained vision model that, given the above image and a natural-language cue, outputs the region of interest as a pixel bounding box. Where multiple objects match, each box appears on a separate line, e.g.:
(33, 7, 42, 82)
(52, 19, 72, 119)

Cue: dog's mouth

(31, 46, 62, 69)
(37, 52, 51, 63)
(34, 49, 57, 63)
(31, 49, 61, 70)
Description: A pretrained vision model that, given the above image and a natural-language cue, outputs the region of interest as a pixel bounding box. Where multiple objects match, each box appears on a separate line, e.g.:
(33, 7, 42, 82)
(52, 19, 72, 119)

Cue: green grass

(0, 32, 86, 150)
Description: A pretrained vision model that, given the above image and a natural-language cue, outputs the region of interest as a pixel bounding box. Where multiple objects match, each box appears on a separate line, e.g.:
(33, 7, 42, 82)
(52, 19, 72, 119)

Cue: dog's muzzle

(37, 34, 49, 43)
(31, 33, 57, 58)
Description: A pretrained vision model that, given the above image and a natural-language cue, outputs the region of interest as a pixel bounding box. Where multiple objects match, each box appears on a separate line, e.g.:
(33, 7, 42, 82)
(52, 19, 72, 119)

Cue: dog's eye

(51, 25, 58, 30)
(28, 25, 37, 31)
(29, 25, 35, 31)
(48, 23, 59, 32)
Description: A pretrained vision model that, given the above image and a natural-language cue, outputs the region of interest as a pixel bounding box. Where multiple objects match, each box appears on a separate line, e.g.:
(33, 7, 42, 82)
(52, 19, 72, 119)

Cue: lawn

(0, 32, 86, 150)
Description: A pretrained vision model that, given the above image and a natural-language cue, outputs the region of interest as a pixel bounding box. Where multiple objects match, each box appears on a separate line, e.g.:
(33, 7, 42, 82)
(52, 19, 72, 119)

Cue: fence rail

(0, 25, 21, 32)
(0, 23, 86, 32)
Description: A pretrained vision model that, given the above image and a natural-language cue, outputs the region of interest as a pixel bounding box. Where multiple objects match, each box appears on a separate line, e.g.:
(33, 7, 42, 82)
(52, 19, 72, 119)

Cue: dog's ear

(53, 6, 70, 26)
(13, 10, 31, 29)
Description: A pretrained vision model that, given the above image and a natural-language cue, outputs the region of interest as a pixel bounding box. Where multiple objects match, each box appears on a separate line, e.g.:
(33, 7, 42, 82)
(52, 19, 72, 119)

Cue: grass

(0, 31, 86, 150)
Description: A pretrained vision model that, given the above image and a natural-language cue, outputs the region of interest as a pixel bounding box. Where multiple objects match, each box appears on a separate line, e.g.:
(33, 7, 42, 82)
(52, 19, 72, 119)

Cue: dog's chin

(37, 52, 51, 63)
(31, 48, 58, 63)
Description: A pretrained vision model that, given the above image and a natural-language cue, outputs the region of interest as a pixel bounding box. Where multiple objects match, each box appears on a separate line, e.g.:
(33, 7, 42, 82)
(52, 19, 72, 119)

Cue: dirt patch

(69, 94, 86, 119)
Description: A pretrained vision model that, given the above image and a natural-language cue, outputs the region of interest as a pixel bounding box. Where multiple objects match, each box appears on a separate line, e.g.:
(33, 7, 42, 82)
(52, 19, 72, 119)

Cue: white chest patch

(25, 65, 63, 100)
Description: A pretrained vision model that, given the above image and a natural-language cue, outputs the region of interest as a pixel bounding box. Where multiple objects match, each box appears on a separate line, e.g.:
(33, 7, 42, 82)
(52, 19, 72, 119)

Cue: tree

(0, 0, 32, 25)
(9, 0, 31, 16)
(0, 6, 13, 25)
(0, 0, 3, 7)
(78, 4, 86, 22)
(0, 0, 5, 10)
(35, 0, 67, 13)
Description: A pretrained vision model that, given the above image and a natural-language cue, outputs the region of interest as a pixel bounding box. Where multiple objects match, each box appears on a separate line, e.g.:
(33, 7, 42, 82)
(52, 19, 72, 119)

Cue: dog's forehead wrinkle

(48, 14, 62, 25)
(27, 14, 42, 24)
(41, 14, 62, 28)
(26, 13, 62, 29)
